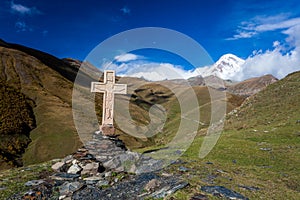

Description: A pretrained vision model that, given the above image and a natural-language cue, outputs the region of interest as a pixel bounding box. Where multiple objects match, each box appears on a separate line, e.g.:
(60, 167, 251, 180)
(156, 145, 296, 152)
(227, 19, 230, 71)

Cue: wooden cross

(91, 70, 127, 136)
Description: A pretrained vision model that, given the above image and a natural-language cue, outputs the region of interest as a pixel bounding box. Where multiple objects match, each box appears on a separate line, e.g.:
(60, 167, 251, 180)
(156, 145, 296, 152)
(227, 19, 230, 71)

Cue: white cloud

(230, 14, 300, 40)
(226, 14, 300, 80)
(103, 60, 199, 81)
(235, 25, 300, 81)
(255, 17, 300, 32)
(123, 63, 197, 81)
(114, 53, 139, 62)
(227, 31, 257, 40)
(10, 1, 41, 15)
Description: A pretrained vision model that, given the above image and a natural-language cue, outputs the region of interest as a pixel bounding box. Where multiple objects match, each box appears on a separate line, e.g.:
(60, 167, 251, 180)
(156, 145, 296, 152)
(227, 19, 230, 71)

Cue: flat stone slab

(51, 173, 80, 181)
(201, 186, 248, 200)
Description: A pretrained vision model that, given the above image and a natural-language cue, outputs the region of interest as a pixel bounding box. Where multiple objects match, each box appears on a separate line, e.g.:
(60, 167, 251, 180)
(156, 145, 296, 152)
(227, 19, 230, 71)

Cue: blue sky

(1, 0, 300, 80)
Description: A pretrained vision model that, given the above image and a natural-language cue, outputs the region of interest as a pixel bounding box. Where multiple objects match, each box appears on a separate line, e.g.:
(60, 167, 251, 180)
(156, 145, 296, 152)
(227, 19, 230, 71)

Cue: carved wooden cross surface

(91, 70, 127, 136)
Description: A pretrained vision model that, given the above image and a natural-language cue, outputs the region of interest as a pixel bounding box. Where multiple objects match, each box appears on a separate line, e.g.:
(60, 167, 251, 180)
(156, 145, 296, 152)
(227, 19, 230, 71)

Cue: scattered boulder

(24, 179, 45, 187)
(51, 173, 80, 181)
(84, 176, 103, 185)
(96, 180, 109, 188)
(144, 179, 161, 192)
(259, 147, 272, 151)
(201, 186, 248, 200)
(190, 193, 209, 200)
(151, 181, 189, 199)
(51, 161, 65, 172)
(201, 174, 217, 184)
(67, 163, 82, 174)
(178, 166, 189, 172)
(59, 181, 83, 197)
(238, 185, 260, 191)
(81, 162, 100, 175)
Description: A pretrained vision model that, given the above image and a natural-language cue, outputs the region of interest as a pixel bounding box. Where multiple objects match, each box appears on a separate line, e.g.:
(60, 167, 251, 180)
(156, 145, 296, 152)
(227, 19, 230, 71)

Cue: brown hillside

(0, 44, 82, 168)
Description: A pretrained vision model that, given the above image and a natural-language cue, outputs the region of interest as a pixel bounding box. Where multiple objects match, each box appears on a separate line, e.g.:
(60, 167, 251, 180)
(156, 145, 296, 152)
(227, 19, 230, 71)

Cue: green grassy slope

(166, 71, 300, 199)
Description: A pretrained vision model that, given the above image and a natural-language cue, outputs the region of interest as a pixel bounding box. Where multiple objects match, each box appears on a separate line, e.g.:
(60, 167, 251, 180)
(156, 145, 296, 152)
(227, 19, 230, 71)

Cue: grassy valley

(0, 40, 299, 199)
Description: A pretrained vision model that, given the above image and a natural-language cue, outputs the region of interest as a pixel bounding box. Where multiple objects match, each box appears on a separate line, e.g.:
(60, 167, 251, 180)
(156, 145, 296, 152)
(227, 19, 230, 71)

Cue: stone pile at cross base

(84, 132, 165, 174)
(9, 132, 188, 200)
(9, 132, 250, 200)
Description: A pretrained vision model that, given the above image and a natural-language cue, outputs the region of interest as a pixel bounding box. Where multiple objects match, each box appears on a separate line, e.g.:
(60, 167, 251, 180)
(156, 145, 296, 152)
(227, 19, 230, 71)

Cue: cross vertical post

(91, 70, 127, 136)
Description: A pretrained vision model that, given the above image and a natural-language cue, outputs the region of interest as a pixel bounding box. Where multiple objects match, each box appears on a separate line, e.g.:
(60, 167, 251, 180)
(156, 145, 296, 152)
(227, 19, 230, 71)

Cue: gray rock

(103, 158, 121, 169)
(51, 173, 80, 181)
(63, 155, 73, 164)
(59, 181, 82, 196)
(52, 161, 65, 171)
(114, 177, 119, 183)
(96, 180, 109, 187)
(144, 179, 161, 192)
(238, 185, 260, 191)
(190, 193, 209, 200)
(67, 164, 82, 174)
(24, 180, 45, 187)
(178, 166, 189, 172)
(201, 174, 217, 184)
(81, 162, 99, 175)
(201, 186, 248, 200)
(84, 176, 103, 185)
(151, 181, 189, 198)
(260, 147, 272, 151)
(105, 171, 112, 177)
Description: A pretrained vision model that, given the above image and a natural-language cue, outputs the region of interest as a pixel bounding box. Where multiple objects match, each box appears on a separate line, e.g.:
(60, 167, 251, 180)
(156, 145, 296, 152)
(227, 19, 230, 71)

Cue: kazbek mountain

(190, 54, 278, 96)
(195, 53, 245, 80)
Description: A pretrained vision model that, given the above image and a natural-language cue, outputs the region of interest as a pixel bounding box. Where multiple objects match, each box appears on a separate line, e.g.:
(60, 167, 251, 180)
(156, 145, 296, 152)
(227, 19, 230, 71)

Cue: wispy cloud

(228, 14, 300, 40)
(120, 6, 130, 15)
(114, 53, 139, 62)
(15, 21, 32, 32)
(10, 1, 41, 15)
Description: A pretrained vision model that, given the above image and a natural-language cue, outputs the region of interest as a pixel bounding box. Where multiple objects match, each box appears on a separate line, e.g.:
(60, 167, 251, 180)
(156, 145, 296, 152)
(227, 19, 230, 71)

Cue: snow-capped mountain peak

(196, 54, 245, 80)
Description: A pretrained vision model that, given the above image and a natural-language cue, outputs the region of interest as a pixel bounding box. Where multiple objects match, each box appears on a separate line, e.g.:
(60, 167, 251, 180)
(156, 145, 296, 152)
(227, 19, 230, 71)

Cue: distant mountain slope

(226, 70, 300, 129)
(227, 74, 278, 96)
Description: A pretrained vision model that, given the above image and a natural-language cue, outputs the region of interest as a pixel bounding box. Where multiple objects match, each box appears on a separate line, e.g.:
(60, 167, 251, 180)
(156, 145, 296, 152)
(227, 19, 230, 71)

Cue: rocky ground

(8, 132, 249, 200)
